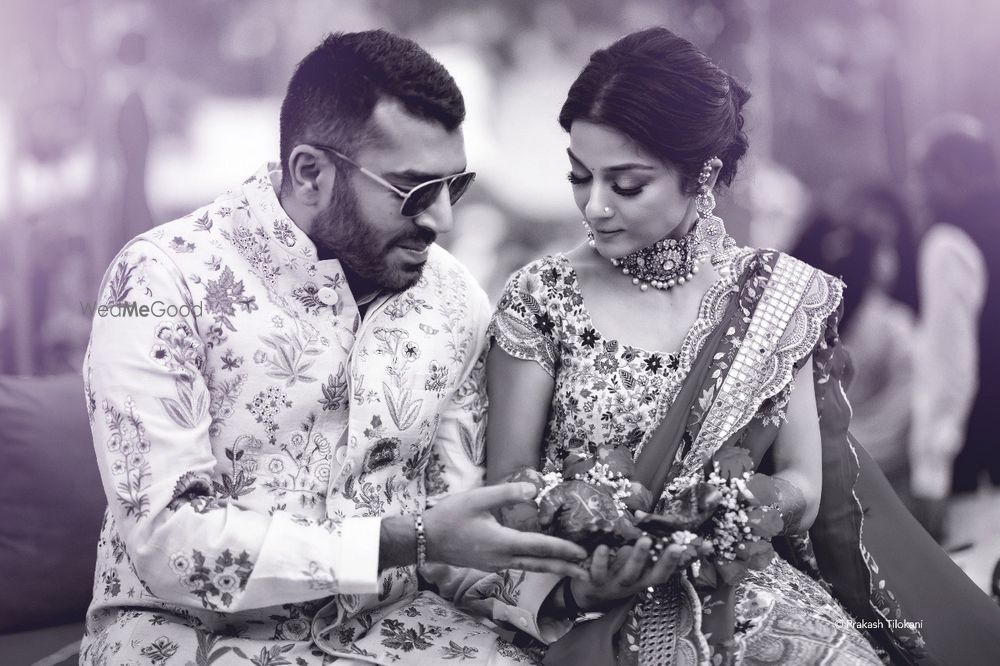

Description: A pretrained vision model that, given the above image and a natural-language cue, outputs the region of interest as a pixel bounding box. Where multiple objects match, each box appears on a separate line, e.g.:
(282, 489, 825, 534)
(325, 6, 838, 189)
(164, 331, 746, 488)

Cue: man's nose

(412, 186, 454, 236)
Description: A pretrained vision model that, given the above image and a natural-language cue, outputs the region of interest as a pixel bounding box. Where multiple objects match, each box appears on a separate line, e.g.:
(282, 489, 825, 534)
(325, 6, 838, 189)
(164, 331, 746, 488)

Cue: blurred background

(3, 0, 998, 377)
(1, 0, 999, 642)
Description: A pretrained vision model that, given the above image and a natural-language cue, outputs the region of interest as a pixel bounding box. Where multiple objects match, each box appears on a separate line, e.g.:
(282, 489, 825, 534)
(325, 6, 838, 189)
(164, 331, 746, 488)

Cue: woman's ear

(286, 145, 336, 205)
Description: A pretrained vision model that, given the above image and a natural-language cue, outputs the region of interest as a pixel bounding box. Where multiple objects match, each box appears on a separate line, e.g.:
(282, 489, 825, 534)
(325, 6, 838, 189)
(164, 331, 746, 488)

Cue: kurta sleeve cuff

(493, 572, 574, 644)
(337, 517, 382, 594)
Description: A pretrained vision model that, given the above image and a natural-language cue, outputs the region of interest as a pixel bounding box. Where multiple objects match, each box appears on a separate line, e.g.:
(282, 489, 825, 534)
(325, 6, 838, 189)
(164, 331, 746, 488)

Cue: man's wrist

(378, 515, 417, 570)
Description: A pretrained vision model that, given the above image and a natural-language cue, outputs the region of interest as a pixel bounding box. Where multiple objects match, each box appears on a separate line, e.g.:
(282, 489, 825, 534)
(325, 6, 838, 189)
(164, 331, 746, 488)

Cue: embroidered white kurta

(80, 164, 537, 665)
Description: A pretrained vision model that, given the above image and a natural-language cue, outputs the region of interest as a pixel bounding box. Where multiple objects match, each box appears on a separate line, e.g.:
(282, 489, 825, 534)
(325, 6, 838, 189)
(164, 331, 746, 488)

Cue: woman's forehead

(568, 121, 659, 170)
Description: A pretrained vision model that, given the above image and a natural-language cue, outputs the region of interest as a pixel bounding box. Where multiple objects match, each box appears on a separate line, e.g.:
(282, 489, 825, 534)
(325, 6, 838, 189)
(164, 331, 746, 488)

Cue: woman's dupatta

(544, 249, 1000, 666)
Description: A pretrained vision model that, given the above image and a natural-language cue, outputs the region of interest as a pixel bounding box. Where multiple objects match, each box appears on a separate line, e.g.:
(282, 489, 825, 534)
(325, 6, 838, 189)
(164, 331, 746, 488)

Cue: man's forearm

(379, 515, 417, 571)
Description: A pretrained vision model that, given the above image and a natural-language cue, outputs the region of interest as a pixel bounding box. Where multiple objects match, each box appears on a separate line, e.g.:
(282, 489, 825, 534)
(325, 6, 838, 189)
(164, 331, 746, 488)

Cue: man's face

(311, 98, 467, 292)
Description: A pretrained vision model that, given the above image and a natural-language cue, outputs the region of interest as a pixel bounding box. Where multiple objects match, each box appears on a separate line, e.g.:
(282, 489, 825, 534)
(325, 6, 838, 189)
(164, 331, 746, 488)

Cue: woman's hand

(570, 538, 687, 612)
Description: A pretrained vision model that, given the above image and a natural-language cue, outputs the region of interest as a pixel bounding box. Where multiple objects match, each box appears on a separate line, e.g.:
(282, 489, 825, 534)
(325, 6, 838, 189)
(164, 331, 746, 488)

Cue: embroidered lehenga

(489, 246, 1000, 664)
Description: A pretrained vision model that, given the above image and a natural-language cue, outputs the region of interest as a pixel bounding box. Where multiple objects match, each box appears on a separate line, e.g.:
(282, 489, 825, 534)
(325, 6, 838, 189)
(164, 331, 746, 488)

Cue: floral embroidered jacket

(80, 164, 513, 665)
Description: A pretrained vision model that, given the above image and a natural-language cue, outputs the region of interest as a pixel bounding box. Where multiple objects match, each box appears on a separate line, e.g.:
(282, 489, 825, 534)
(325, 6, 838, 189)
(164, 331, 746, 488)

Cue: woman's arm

(770, 356, 823, 533)
(485, 347, 556, 484)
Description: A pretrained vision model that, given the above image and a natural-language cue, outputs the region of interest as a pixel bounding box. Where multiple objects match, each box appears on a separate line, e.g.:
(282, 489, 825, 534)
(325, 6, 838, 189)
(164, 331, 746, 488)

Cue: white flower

(267, 458, 285, 474)
(402, 341, 421, 361)
(168, 552, 192, 574)
(213, 572, 240, 592)
(150, 344, 171, 366)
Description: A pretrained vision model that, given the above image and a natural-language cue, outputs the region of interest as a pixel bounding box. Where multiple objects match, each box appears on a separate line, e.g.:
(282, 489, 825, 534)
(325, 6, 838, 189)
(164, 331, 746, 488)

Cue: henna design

(772, 475, 807, 534)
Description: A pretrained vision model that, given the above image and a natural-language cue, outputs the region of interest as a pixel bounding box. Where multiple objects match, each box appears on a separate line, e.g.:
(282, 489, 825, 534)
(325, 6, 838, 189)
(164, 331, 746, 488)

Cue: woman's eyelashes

(566, 171, 648, 197)
(611, 182, 645, 197)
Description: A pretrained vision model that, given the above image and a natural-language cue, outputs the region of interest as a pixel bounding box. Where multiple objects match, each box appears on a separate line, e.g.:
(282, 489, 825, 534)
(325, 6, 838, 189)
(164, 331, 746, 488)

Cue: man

(909, 115, 996, 538)
(82, 30, 585, 665)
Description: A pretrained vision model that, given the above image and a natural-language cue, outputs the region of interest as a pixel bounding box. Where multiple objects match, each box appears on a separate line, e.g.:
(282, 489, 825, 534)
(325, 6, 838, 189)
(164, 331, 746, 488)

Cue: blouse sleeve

(487, 260, 562, 378)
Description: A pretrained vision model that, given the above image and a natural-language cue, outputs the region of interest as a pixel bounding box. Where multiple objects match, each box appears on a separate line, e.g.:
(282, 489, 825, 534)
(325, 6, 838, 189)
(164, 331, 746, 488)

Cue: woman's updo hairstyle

(559, 27, 750, 194)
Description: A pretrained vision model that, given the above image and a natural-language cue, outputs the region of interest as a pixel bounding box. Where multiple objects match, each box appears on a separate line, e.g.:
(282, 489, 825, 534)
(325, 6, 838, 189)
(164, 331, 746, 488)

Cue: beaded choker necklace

(610, 228, 701, 291)
(606, 215, 732, 292)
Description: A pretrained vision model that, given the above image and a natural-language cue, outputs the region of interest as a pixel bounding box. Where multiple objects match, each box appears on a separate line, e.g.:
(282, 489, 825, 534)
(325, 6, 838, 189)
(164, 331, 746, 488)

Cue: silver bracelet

(414, 513, 427, 568)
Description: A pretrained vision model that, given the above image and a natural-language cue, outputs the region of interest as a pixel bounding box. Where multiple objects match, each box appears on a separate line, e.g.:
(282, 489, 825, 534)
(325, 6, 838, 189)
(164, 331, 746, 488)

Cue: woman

(475, 28, 1000, 665)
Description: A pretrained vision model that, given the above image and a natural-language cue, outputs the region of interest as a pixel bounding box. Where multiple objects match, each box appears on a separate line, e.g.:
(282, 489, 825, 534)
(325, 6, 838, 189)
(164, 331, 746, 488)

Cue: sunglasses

(312, 144, 476, 218)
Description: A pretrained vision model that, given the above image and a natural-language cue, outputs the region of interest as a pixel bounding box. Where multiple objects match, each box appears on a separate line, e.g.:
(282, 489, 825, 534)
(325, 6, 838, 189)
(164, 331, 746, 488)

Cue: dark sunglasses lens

(400, 181, 445, 217)
(447, 173, 476, 205)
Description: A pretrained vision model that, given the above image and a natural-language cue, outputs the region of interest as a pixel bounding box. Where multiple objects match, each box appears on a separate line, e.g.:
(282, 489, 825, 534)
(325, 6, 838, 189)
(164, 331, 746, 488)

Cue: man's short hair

(913, 113, 998, 181)
(279, 29, 465, 184)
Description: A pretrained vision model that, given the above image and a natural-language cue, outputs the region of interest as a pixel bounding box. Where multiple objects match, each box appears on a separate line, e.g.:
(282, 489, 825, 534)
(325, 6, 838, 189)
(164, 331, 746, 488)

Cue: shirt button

(317, 286, 339, 306)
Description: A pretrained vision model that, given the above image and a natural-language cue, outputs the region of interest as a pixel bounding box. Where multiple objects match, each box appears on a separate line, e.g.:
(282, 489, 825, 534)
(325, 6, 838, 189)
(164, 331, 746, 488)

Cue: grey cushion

(0, 374, 103, 633)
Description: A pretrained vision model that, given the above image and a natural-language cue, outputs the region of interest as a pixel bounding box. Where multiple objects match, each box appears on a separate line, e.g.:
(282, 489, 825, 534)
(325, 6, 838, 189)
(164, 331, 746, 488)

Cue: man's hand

(569, 538, 687, 612)
(424, 482, 589, 579)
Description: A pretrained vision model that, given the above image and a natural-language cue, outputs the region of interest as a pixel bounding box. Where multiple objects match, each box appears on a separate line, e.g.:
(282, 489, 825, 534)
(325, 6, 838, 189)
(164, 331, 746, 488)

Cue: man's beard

(312, 180, 435, 293)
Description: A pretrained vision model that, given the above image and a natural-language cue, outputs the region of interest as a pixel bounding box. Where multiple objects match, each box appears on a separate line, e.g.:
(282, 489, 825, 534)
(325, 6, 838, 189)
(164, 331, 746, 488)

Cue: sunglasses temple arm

(356, 165, 410, 198)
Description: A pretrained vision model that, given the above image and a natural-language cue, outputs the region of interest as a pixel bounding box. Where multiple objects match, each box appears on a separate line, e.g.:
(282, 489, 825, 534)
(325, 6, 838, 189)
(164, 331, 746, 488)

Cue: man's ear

(287, 145, 336, 205)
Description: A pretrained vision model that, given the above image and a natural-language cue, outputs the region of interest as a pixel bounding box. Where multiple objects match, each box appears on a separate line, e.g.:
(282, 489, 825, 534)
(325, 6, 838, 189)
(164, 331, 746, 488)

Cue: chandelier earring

(691, 157, 732, 268)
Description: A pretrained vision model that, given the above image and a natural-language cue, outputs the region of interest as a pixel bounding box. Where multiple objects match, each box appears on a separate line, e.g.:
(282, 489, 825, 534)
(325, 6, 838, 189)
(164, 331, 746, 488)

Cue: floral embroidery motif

(373, 328, 426, 431)
(318, 363, 349, 411)
(170, 548, 254, 611)
(213, 434, 262, 499)
(365, 437, 402, 473)
(139, 636, 179, 664)
(424, 361, 450, 395)
(102, 257, 138, 306)
(152, 322, 208, 429)
(263, 416, 331, 507)
(169, 236, 196, 253)
(204, 368, 246, 437)
(441, 640, 479, 660)
(204, 266, 258, 332)
(272, 219, 297, 247)
(380, 618, 450, 652)
(246, 386, 293, 444)
(103, 397, 152, 519)
(256, 321, 322, 386)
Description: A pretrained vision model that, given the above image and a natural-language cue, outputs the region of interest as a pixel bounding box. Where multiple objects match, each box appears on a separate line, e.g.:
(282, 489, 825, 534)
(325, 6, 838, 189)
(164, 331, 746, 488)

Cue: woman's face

(567, 121, 695, 258)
